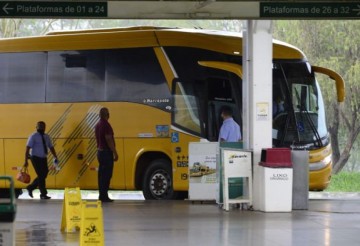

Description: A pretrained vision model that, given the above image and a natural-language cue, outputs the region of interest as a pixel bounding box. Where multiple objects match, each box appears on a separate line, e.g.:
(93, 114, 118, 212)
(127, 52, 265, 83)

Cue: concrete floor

(6, 191, 360, 246)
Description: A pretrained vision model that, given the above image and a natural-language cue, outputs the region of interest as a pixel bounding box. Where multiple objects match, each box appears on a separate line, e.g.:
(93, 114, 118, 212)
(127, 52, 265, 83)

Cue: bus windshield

(272, 62, 328, 149)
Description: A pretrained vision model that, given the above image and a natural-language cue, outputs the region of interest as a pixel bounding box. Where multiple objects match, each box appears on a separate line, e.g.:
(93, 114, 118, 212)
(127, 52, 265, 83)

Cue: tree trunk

(332, 127, 360, 174)
(329, 102, 340, 164)
(333, 109, 360, 174)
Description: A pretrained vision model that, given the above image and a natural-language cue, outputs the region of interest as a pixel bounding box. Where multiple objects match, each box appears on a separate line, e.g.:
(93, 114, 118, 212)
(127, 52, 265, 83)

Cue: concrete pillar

(242, 20, 273, 210)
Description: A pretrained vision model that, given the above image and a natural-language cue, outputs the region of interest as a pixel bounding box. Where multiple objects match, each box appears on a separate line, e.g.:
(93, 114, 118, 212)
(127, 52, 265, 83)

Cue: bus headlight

(309, 154, 332, 171)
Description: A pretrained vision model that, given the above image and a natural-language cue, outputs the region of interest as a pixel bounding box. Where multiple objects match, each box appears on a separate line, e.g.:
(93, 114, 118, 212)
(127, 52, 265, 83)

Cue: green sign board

(0, 1, 107, 17)
(260, 2, 360, 18)
(0, 1, 359, 19)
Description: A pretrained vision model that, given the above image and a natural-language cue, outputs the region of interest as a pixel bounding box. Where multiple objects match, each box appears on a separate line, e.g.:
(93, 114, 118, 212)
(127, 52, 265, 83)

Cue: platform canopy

(0, 0, 359, 19)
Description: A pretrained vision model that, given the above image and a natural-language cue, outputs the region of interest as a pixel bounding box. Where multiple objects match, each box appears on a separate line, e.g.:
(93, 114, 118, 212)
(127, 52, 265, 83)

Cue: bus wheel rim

(150, 171, 169, 197)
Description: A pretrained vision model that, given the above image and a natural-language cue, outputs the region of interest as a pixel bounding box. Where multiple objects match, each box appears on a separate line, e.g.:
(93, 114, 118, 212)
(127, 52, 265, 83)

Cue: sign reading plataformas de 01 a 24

(0, 1, 107, 17)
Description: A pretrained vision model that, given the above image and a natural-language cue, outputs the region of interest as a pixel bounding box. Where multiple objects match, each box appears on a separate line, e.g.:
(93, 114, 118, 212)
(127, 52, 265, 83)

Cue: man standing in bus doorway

(218, 106, 241, 142)
(24, 121, 58, 200)
(95, 107, 118, 203)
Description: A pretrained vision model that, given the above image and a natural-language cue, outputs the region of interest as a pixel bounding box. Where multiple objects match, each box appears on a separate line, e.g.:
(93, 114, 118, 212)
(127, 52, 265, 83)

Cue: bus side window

(46, 48, 170, 109)
(0, 52, 46, 103)
(173, 81, 201, 135)
(47, 50, 105, 102)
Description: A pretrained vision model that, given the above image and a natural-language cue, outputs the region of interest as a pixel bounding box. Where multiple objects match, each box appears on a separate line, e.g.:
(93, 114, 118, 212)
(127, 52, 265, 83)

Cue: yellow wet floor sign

(60, 187, 82, 233)
(80, 201, 104, 246)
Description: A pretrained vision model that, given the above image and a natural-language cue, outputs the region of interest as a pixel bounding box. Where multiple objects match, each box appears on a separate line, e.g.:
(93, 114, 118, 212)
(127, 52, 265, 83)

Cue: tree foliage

(273, 20, 360, 173)
(0, 19, 22, 37)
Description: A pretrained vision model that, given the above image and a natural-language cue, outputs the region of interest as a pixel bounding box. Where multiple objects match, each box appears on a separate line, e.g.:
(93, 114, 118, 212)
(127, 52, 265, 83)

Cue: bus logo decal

(156, 125, 169, 137)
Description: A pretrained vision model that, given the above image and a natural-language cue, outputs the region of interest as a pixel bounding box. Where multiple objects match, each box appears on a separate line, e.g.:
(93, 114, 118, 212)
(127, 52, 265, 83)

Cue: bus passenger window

(0, 52, 46, 103)
(47, 50, 105, 102)
(105, 48, 170, 109)
(65, 55, 87, 68)
(173, 81, 201, 135)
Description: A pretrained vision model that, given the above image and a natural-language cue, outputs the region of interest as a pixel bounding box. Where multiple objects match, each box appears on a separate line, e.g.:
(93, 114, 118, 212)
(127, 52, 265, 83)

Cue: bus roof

(0, 26, 306, 60)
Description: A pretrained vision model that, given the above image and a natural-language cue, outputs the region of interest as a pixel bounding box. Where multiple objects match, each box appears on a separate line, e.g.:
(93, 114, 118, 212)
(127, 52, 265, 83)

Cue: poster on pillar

(256, 102, 269, 121)
(188, 142, 219, 201)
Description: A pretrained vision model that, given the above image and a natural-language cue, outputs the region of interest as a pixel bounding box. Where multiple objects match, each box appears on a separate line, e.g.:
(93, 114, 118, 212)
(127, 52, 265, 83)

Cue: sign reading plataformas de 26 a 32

(260, 2, 360, 18)
(0, 1, 107, 17)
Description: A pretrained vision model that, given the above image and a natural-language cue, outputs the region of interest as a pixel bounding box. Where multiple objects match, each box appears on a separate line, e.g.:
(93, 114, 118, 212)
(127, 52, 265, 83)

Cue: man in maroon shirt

(95, 107, 118, 202)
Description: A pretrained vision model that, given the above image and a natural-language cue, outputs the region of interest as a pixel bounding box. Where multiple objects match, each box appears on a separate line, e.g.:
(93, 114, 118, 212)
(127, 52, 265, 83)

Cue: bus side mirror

(312, 66, 345, 103)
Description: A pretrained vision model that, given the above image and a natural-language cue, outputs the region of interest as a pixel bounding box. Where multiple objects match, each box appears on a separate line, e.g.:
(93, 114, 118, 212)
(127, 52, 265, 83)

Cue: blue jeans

(97, 150, 114, 199)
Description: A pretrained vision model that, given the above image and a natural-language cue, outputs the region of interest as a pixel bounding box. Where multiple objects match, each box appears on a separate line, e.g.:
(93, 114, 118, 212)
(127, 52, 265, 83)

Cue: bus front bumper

(309, 162, 332, 191)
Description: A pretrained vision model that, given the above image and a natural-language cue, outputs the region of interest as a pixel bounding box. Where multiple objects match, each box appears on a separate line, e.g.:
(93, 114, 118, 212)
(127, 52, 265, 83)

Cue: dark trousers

(97, 150, 114, 199)
(27, 156, 49, 196)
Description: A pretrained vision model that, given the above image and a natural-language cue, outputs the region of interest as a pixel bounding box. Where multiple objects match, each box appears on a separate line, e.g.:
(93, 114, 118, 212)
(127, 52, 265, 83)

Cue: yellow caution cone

(60, 187, 82, 233)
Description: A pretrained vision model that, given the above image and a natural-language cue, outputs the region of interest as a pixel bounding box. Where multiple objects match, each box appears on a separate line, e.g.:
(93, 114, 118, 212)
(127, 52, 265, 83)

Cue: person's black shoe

(100, 198, 114, 203)
(40, 195, 51, 200)
(26, 187, 33, 198)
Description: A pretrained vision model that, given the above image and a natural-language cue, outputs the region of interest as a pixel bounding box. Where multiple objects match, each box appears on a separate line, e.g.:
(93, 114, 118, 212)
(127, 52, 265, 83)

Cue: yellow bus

(0, 27, 344, 199)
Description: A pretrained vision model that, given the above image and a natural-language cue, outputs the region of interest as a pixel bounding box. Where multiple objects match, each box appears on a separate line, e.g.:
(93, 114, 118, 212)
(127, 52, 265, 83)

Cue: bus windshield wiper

(279, 65, 300, 146)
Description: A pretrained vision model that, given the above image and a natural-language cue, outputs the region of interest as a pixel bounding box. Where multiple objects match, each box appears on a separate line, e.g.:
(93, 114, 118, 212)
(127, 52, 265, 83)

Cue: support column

(242, 20, 273, 210)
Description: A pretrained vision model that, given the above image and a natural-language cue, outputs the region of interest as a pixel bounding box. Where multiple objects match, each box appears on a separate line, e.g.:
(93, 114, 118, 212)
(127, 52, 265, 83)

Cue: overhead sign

(106, 1, 360, 19)
(0, 1, 359, 19)
(260, 2, 360, 18)
(0, 1, 107, 17)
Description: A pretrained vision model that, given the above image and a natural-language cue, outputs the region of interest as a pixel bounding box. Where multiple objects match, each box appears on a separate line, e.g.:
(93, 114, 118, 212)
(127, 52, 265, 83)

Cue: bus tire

(142, 159, 174, 200)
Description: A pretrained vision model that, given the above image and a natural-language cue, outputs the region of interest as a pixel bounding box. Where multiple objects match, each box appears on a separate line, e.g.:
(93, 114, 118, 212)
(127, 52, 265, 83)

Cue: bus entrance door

(198, 61, 243, 142)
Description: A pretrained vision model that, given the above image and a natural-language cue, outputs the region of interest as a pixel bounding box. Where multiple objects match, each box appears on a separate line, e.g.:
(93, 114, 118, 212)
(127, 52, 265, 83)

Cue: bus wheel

(142, 159, 174, 200)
